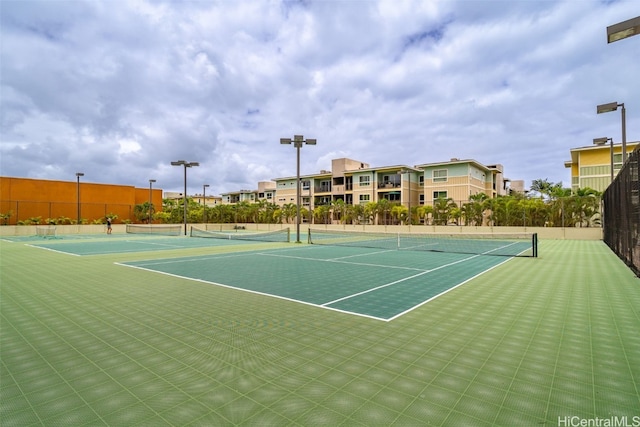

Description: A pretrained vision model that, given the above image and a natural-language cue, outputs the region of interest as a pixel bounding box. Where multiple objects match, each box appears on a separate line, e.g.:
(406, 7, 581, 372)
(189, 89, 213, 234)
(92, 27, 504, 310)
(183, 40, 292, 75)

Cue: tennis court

(1, 231, 639, 426)
(19, 227, 292, 256)
(120, 245, 518, 321)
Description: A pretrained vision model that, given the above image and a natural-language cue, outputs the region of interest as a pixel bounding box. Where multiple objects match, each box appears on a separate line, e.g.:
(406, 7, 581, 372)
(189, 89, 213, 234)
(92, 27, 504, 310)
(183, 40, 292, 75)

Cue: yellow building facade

(565, 141, 639, 192)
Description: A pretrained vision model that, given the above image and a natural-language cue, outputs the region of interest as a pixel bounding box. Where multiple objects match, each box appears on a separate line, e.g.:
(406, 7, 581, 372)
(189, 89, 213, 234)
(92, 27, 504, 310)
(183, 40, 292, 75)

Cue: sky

(1, 0, 639, 197)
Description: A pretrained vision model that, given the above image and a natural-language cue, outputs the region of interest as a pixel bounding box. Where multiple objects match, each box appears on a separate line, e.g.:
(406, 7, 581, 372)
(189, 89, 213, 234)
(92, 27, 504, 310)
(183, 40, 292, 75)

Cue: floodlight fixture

(606, 16, 640, 43)
(596, 101, 627, 164)
(597, 102, 620, 114)
(593, 137, 615, 183)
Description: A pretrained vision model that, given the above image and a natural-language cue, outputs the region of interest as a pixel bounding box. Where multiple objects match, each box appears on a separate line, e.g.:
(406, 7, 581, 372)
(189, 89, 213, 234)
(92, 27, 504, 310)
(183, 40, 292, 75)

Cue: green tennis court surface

(23, 235, 287, 256)
(120, 246, 513, 321)
(1, 237, 638, 426)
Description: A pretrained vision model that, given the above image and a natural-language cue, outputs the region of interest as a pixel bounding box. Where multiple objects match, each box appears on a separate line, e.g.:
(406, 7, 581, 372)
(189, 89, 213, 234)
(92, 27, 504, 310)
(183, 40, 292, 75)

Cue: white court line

(116, 245, 521, 322)
(386, 256, 515, 321)
(117, 262, 389, 322)
(125, 240, 186, 248)
(256, 251, 427, 272)
(321, 253, 483, 307)
(25, 244, 82, 256)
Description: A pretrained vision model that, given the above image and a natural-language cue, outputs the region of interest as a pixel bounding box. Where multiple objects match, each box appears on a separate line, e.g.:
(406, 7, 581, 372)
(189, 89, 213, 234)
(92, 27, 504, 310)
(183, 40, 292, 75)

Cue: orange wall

(0, 177, 162, 225)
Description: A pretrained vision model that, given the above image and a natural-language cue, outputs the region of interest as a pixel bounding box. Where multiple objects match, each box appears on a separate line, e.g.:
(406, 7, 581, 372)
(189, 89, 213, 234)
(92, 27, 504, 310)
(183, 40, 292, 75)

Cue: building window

(359, 176, 370, 186)
(433, 191, 447, 199)
(302, 180, 310, 190)
(359, 194, 370, 203)
(433, 169, 448, 182)
(419, 175, 424, 185)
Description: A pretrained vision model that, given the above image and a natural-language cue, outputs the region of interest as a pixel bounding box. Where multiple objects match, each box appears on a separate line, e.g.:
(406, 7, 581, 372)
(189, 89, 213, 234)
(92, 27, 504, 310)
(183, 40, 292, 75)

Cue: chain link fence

(603, 147, 639, 277)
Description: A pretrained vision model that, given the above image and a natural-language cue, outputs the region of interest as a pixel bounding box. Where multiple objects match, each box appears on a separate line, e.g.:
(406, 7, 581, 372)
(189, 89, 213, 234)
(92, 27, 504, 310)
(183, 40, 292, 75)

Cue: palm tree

(433, 197, 457, 225)
(462, 193, 487, 226)
(333, 199, 346, 224)
(417, 205, 433, 225)
(363, 202, 378, 225)
(391, 204, 407, 225)
(313, 205, 331, 224)
(281, 203, 297, 224)
(349, 203, 365, 225)
(449, 206, 462, 226)
(376, 199, 392, 225)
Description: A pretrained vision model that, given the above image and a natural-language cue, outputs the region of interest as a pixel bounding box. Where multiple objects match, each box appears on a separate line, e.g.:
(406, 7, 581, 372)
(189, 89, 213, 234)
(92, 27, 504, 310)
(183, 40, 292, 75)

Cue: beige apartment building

(417, 159, 507, 205)
(268, 157, 512, 222)
(220, 182, 276, 204)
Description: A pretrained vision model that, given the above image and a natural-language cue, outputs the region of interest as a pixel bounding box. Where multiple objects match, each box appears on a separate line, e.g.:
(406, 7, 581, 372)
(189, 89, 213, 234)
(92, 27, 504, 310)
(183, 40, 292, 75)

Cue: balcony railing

(378, 182, 400, 189)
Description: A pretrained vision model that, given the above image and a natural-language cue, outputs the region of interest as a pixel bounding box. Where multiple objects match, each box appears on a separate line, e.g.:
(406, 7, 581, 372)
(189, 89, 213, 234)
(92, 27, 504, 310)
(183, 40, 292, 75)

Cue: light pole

(593, 137, 614, 183)
(280, 135, 316, 243)
(171, 160, 199, 235)
(597, 102, 627, 164)
(203, 184, 209, 224)
(606, 16, 640, 43)
(149, 179, 156, 224)
(75, 172, 84, 224)
(398, 169, 411, 226)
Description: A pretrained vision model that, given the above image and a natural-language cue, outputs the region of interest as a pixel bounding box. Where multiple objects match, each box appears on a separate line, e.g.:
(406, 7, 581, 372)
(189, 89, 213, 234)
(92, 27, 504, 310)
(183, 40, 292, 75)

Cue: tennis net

(35, 225, 57, 239)
(308, 229, 538, 257)
(126, 224, 183, 236)
(190, 226, 291, 243)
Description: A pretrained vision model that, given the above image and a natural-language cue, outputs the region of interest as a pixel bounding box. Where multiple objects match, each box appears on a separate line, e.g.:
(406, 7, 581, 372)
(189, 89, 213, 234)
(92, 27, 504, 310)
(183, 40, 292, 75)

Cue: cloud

(1, 0, 638, 197)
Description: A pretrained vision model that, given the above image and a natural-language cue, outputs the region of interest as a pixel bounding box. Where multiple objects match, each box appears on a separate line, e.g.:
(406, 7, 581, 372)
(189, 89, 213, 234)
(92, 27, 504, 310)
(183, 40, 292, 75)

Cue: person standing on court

(106, 217, 112, 234)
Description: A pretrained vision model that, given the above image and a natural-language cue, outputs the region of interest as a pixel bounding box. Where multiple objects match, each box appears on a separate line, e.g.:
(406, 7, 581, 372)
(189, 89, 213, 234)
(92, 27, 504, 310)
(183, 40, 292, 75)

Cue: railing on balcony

(378, 182, 401, 189)
(314, 185, 332, 193)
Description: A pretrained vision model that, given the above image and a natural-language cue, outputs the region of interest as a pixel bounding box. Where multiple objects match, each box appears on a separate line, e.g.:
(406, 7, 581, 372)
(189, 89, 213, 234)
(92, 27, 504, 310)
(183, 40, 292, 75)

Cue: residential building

(268, 157, 515, 224)
(564, 141, 639, 193)
(256, 181, 277, 203)
(415, 159, 508, 206)
(220, 189, 257, 204)
(193, 194, 223, 207)
(220, 181, 276, 205)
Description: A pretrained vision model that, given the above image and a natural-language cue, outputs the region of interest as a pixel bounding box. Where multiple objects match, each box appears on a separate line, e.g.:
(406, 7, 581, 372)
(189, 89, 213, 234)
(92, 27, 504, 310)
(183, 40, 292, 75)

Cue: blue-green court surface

(120, 245, 515, 321)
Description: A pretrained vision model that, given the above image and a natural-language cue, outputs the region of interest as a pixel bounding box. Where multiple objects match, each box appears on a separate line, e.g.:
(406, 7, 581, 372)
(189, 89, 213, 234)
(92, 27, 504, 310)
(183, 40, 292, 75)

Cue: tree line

(135, 179, 601, 228)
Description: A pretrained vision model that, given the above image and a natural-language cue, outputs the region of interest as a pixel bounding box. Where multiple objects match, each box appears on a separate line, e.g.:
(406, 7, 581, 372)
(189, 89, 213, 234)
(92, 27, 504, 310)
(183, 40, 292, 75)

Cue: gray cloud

(1, 0, 638, 197)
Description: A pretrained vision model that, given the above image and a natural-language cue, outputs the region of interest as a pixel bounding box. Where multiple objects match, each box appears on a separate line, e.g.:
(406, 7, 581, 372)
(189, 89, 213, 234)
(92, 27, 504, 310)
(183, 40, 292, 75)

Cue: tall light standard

(597, 101, 627, 164)
(148, 179, 156, 224)
(203, 184, 209, 224)
(75, 172, 84, 224)
(171, 160, 199, 235)
(593, 137, 614, 183)
(280, 135, 316, 243)
(398, 169, 411, 226)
